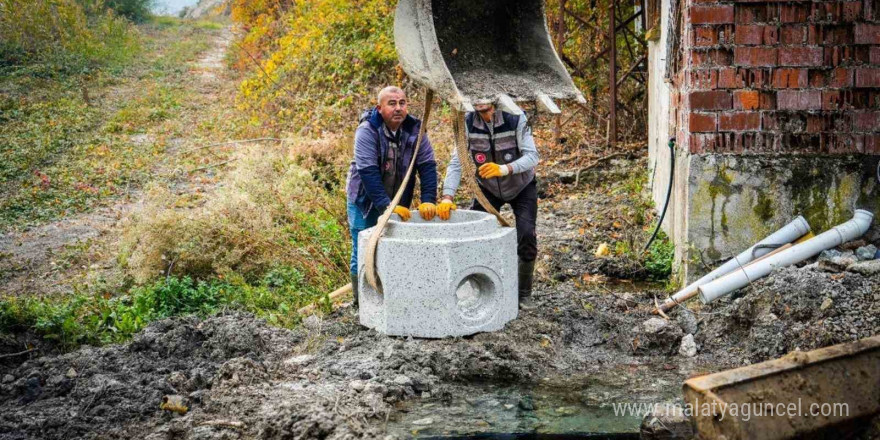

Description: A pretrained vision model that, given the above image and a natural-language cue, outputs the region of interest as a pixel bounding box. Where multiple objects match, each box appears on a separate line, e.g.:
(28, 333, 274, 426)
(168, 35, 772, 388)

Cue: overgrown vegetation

(104, 0, 156, 23)
(231, 0, 398, 131)
(0, 273, 330, 349)
(0, 17, 224, 230)
(0, 6, 362, 351)
(607, 170, 676, 282)
(0, 141, 349, 349)
(644, 230, 674, 281)
(0, 0, 139, 76)
(119, 142, 349, 287)
(546, 0, 648, 140)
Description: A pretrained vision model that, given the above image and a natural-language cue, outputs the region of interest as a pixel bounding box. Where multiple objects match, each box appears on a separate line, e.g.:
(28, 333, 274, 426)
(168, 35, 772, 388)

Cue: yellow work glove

(392, 205, 411, 221)
(418, 202, 437, 220)
(437, 199, 457, 221)
(478, 162, 511, 179)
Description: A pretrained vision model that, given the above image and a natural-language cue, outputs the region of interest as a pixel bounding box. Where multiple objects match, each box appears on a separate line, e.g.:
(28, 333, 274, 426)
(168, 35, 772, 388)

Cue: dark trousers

(471, 178, 538, 262)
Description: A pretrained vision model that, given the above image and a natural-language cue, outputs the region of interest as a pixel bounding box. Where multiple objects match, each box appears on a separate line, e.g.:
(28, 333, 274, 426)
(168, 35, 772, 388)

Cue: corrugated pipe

(699, 209, 874, 303)
(656, 216, 811, 313)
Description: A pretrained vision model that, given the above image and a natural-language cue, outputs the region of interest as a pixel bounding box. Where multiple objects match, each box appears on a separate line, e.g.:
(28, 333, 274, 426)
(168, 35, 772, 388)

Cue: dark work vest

(466, 111, 535, 201)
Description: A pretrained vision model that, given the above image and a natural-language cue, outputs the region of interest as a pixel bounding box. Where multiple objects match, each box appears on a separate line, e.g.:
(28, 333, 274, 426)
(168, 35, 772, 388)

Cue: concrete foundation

(671, 154, 880, 282)
(357, 210, 518, 338)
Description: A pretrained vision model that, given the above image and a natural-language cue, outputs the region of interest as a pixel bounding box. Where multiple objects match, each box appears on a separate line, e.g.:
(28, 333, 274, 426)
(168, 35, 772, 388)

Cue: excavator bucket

(394, 0, 586, 113)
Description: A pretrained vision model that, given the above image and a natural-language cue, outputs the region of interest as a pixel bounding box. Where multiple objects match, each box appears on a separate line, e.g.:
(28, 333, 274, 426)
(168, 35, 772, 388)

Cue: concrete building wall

(649, 0, 880, 281)
(648, 0, 693, 269)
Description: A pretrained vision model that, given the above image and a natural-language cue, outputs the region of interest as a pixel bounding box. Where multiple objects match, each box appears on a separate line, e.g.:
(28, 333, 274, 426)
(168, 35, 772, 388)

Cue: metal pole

(556, 0, 566, 146)
(557, 0, 566, 50)
(608, 0, 617, 147)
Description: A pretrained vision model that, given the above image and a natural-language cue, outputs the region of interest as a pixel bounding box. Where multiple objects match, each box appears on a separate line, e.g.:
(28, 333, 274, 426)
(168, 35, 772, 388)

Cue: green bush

(104, 0, 156, 22)
(0, 271, 330, 349)
(644, 230, 674, 281)
(0, 0, 139, 75)
(232, 0, 398, 129)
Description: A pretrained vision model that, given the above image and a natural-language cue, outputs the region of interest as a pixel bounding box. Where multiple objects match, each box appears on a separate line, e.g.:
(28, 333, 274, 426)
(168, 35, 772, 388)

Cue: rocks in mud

(676, 308, 699, 336)
(618, 317, 685, 356)
(0, 313, 300, 440)
(848, 259, 880, 276)
(363, 381, 387, 396)
(1, 374, 13, 384)
(699, 266, 880, 364)
(518, 396, 536, 411)
(640, 404, 694, 440)
(815, 246, 880, 274)
(679, 334, 697, 357)
(392, 374, 412, 386)
(818, 250, 858, 272)
(19, 376, 42, 404)
(349, 379, 366, 392)
(213, 357, 268, 389)
(856, 245, 878, 261)
(643, 318, 669, 334)
(302, 315, 322, 330)
(255, 402, 382, 440)
(283, 354, 315, 368)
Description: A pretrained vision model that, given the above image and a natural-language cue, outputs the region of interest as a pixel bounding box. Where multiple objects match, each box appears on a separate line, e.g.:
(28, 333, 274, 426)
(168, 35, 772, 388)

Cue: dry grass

(119, 140, 349, 287)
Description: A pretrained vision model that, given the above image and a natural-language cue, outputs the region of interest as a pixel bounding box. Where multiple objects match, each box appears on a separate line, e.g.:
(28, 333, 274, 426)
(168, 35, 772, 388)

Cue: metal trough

(683, 335, 880, 439)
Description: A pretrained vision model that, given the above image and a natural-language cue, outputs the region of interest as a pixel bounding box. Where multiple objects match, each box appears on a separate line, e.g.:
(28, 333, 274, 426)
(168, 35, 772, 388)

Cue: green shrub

(104, 0, 155, 22)
(0, 271, 333, 349)
(0, 0, 139, 75)
(232, 0, 398, 129)
(644, 230, 674, 281)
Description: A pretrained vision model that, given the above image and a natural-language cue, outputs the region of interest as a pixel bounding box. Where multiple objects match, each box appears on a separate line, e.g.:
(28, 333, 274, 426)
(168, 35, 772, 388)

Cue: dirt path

(0, 26, 235, 298)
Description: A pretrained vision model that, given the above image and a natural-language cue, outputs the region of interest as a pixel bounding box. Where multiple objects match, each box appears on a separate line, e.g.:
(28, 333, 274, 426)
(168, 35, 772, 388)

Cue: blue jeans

(347, 201, 380, 275)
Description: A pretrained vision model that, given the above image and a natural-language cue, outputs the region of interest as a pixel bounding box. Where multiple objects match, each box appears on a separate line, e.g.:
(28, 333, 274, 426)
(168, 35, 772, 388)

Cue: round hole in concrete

(455, 273, 495, 320)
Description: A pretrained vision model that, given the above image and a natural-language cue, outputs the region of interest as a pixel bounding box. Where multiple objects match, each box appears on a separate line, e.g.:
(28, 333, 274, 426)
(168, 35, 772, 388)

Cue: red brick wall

(680, 0, 880, 155)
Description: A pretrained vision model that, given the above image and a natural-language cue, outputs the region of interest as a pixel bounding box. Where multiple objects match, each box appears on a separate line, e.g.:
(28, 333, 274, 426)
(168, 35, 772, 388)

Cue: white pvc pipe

(659, 216, 811, 310)
(699, 209, 874, 303)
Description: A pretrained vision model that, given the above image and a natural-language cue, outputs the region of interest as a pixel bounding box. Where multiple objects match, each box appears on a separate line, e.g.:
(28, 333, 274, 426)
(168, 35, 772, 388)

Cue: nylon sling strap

(363, 90, 433, 293)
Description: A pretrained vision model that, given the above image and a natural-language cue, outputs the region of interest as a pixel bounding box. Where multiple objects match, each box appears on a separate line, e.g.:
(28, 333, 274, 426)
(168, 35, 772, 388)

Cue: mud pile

(698, 264, 880, 365)
(0, 313, 386, 440)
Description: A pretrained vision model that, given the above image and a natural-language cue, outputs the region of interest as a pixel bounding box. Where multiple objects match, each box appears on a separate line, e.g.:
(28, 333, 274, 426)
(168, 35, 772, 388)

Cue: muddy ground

(2, 156, 879, 439)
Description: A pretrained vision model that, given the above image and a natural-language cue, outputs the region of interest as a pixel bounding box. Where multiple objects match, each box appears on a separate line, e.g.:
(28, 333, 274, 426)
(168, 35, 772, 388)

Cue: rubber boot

(518, 259, 536, 310)
(350, 273, 359, 310)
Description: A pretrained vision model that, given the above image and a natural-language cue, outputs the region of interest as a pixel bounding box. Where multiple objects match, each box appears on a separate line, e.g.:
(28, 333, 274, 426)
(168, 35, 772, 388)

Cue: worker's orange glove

(478, 162, 511, 179)
(437, 199, 457, 221)
(392, 205, 411, 221)
(418, 202, 436, 220)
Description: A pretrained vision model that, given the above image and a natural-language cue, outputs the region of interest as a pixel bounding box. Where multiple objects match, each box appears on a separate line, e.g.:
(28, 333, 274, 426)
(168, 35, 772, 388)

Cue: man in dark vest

(437, 102, 540, 308)
(345, 86, 439, 308)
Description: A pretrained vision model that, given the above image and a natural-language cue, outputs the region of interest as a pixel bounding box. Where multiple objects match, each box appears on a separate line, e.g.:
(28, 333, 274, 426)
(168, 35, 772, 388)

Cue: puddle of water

(387, 381, 660, 439)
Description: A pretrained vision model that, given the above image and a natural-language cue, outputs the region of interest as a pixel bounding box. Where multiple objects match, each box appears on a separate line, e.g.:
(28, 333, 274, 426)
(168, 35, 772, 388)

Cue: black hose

(644, 138, 676, 253)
